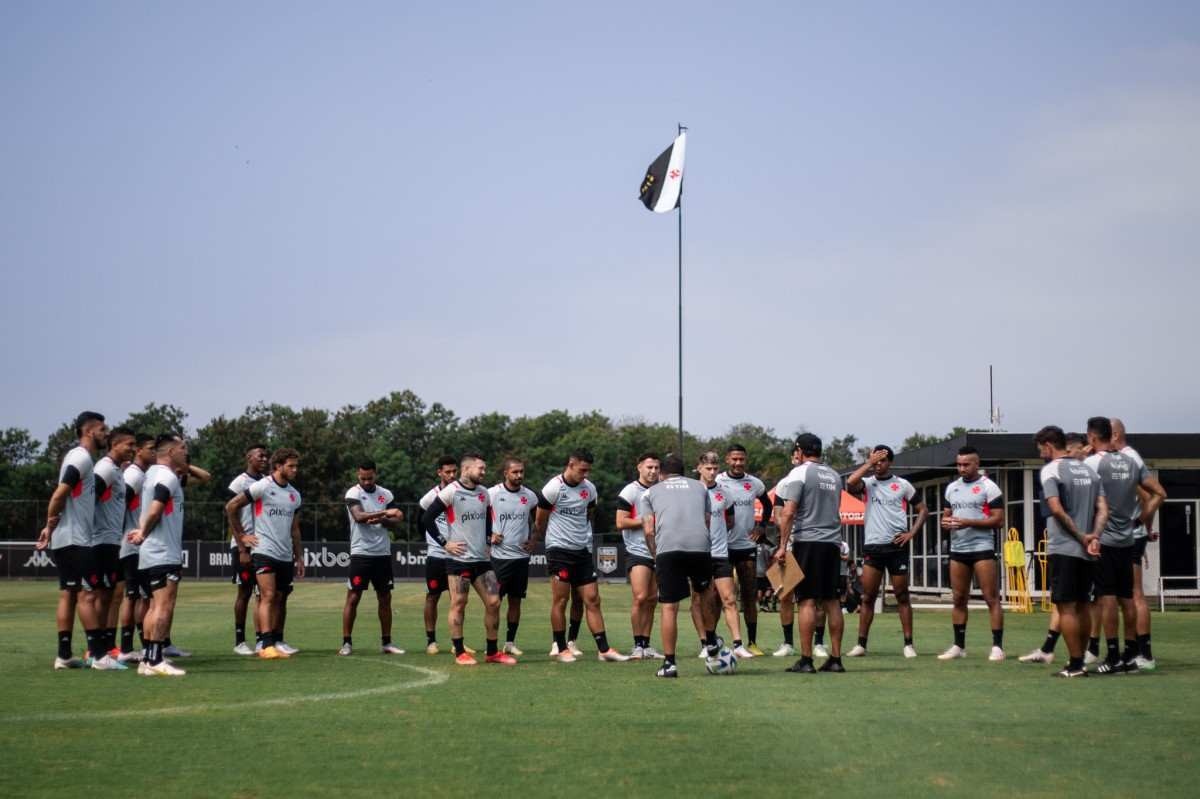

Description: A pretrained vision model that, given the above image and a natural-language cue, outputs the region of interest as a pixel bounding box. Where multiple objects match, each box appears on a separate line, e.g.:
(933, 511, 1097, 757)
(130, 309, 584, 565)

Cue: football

(705, 647, 738, 675)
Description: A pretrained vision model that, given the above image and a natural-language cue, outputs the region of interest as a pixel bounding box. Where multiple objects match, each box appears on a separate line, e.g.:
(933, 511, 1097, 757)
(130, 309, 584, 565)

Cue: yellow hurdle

(1002, 528, 1033, 613)
(1035, 536, 1051, 611)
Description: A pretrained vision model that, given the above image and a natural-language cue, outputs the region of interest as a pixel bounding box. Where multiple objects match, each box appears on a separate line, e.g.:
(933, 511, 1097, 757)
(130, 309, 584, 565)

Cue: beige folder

(766, 551, 805, 597)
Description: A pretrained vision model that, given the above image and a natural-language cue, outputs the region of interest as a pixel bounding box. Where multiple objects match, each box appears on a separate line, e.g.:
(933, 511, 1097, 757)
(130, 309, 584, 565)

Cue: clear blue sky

(3, 1, 1198, 447)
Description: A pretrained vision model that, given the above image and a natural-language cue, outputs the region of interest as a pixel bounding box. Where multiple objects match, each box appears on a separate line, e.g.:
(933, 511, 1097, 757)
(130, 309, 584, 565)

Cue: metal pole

(676, 123, 685, 458)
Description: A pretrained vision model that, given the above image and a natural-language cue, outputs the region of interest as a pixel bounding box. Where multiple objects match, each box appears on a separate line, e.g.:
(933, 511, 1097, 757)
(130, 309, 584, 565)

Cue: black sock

(1122, 639, 1137, 661)
(1137, 634, 1152, 660)
(664, 654, 676, 666)
(452, 637, 465, 655)
(1105, 637, 1120, 663)
(733, 639, 742, 648)
(163, 636, 172, 648)
(747, 622, 757, 644)
(904, 636, 914, 647)
(235, 626, 246, 645)
(147, 640, 163, 665)
(704, 630, 719, 656)
(57, 630, 72, 660)
(256, 631, 265, 645)
(857, 635, 868, 649)
(85, 628, 102, 658)
(261, 632, 275, 647)
(1067, 656, 1084, 671)
(568, 618, 582, 642)
(814, 625, 825, 645)
(343, 636, 352, 646)
(553, 630, 567, 651)
(633, 635, 646, 648)
(992, 629, 1003, 648)
(799, 655, 813, 666)
(1087, 637, 1100, 657)
(120, 625, 135, 654)
(506, 622, 519, 643)
(1041, 629, 1060, 654)
(136, 623, 145, 648)
(953, 624, 966, 649)
(829, 656, 842, 665)
(486, 639, 498, 656)
(382, 636, 391, 647)
(273, 630, 283, 644)
(104, 627, 116, 652)
(426, 629, 436, 645)
(593, 631, 610, 652)
(782, 623, 794, 646)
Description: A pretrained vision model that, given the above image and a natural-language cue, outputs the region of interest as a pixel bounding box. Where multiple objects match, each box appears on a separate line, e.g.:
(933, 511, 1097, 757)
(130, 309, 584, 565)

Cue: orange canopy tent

(754, 488, 865, 525)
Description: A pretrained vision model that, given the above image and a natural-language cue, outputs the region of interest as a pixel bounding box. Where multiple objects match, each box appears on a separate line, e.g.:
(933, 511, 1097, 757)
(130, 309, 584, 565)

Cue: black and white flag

(637, 131, 686, 213)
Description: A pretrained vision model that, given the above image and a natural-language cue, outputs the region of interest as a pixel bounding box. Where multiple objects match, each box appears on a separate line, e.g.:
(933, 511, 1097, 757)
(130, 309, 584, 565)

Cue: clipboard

(766, 551, 805, 597)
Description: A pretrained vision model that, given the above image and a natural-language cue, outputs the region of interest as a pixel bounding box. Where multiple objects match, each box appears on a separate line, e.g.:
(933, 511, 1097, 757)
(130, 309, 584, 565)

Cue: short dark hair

(566, 450, 594, 466)
(661, 454, 684, 475)
(501, 456, 524, 472)
(1086, 416, 1113, 441)
(460, 452, 484, 467)
(436, 455, 457, 470)
(1033, 426, 1066, 449)
(271, 447, 300, 468)
(109, 426, 135, 443)
(872, 445, 895, 461)
(957, 445, 979, 457)
(154, 433, 182, 454)
(245, 443, 269, 455)
(358, 459, 377, 471)
(74, 411, 105, 437)
(794, 433, 822, 457)
(726, 443, 747, 455)
(1065, 432, 1088, 447)
(636, 452, 660, 465)
(134, 433, 155, 448)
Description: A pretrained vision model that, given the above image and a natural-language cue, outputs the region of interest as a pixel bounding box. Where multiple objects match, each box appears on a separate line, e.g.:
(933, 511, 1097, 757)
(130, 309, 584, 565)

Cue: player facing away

(92, 426, 137, 666)
(126, 434, 191, 677)
(717, 444, 773, 656)
(641, 453, 717, 678)
(844, 445, 927, 658)
(1035, 426, 1108, 678)
(1084, 417, 1165, 673)
(115, 433, 155, 663)
(340, 459, 406, 656)
(696, 451, 753, 659)
(532, 450, 629, 663)
(487, 457, 539, 657)
(35, 411, 115, 670)
(616, 452, 664, 659)
(774, 434, 847, 674)
(419, 455, 466, 655)
(420, 453, 514, 665)
(226, 448, 305, 660)
(228, 443, 268, 655)
(1111, 418, 1167, 670)
(937, 446, 1006, 662)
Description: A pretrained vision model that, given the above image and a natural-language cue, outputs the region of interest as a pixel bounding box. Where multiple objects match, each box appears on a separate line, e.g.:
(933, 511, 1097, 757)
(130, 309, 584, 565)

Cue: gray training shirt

(1040, 458, 1103, 559)
(435, 480, 492, 563)
(706, 482, 734, 558)
(51, 446, 95, 550)
(616, 480, 654, 558)
(138, 465, 185, 569)
(92, 455, 126, 546)
(944, 476, 1002, 553)
(642, 475, 712, 554)
(488, 483, 538, 560)
(119, 464, 145, 560)
(716, 471, 767, 551)
(245, 476, 302, 563)
(1085, 450, 1148, 548)
(540, 475, 598, 551)
(419, 485, 450, 559)
(227, 472, 262, 548)
(777, 462, 843, 544)
(1121, 445, 1150, 540)
(345, 483, 395, 557)
(861, 474, 917, 548)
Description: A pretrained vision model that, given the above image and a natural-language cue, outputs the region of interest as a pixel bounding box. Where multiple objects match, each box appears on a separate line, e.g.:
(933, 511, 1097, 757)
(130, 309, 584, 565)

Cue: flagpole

(676, 123, 686, 459)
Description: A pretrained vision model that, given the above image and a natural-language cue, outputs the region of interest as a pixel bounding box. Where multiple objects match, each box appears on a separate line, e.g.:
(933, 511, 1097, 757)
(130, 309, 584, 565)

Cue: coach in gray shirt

(642, 454, 715, 678)
(773, 433, 847, 674)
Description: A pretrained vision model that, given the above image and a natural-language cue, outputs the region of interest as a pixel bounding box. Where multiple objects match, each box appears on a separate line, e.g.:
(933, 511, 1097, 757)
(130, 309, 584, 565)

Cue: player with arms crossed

(340, 459, 406, 656)
(418, 455, 463, 655)
(616, 452, 664, 659)
(420, 453, 514, 665)
(1035, 425, 1108, 678)
(126, 434, 191, 677)
(845, 445, 927, 658)
(227, 444, 268, 655)
(488, 457, 539, 657)
(226, 448, 305, 660)
(532, 450, 628, 663)
(938, 446, 1006, 661)
(717, 444, 772, 656)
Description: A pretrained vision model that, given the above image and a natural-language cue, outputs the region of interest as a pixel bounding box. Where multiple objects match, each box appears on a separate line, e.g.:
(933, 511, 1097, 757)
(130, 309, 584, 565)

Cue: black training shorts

(626, 553, 655, 575)
(1132, 537, 1148, 563)
(863, 545, 909, 576)
(51, 545, 100, 591)
(425, 555, 448, 595)
(791, 540, 841, 601)
(711, 556, 734, 580)
(728, 547, 757, 566)
(347, 555, 394, 594)
(492, 557, 530, 599)
(253, 554, 295, 595)
(546, 547, 598, 588)
(949, 549, 997, 566)
(656, 550, 713, 603)
(1050, 554, 1094, 604)
(93, 544, 121, 589)
(142, 564, 183, 594)
(1094, 545, 1134, 599)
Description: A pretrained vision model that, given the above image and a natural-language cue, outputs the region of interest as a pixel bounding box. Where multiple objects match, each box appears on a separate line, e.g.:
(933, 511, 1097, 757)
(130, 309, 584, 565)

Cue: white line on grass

(1, 659, 448, 723)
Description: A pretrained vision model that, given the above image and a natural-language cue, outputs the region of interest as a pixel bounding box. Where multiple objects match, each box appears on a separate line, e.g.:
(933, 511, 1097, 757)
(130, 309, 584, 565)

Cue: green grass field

(2, 580, 1198, 798)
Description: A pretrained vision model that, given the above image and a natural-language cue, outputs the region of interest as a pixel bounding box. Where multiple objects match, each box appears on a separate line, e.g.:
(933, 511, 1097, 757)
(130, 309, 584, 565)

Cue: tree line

(0, 391, 967, 541)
